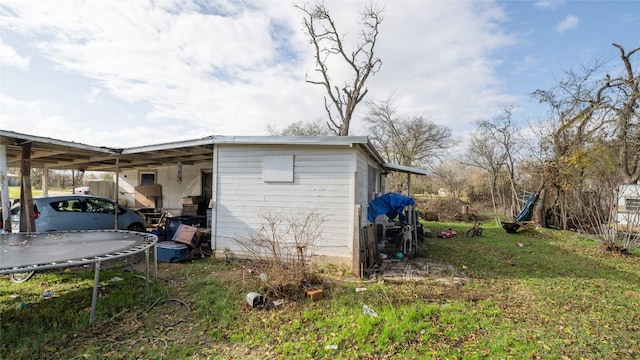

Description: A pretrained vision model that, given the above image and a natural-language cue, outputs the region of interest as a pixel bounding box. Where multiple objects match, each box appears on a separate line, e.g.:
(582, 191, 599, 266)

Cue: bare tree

(364, 95, 452, 167)
(430, 162, 469, 199)
(268, 119, 333, 136)
(476, 106, 523, 217)
(532, 43, 640, 230)
(463, 130, 508, 224)
(610, 44, 640, 184)
(297, 1, 383, 135)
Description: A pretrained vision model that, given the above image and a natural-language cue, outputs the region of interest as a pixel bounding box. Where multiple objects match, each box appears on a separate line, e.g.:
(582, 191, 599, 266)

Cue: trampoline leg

(154, 243, 158, 280)
(90, 261, 101, 325)
(145, 247, 150, 299)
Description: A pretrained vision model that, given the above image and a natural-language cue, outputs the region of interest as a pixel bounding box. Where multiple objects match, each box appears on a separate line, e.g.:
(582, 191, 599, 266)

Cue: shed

(209, 136, 389, 267)
(616, 184, 640, 233)
(1, 131, 429, 272)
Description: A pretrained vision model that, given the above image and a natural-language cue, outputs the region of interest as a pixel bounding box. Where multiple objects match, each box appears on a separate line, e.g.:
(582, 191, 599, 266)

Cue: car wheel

(127, 223, 146, 232)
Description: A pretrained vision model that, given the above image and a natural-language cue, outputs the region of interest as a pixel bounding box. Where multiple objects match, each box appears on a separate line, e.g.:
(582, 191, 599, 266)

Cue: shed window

(263, 155, 294, 182)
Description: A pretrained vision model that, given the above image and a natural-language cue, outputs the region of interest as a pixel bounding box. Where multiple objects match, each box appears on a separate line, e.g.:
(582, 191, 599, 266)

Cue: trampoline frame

(1, 230, 158, 325)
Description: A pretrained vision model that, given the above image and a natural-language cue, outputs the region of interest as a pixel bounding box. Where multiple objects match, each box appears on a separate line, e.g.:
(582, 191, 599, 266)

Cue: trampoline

(0, 230, 158, 325)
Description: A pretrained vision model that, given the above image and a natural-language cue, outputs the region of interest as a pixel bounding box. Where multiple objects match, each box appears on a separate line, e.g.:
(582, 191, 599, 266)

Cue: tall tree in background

(463, 130, 508, 224)
(364, 95, 452, 166)
(364, 94, 452, 191)
(610, 44, 639, 184)
(268, 119, 333, 136)
(532, 43, 639, 230)
(476, 106, 523, 217)
(298, 2, 383, 136)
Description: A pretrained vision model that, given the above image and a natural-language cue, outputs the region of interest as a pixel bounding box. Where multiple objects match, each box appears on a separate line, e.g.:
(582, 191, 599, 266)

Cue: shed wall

(212, 144, 357, 264)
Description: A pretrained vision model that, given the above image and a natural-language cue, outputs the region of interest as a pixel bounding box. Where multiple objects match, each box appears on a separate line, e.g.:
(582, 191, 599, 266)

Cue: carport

(0, 130, 214, 231)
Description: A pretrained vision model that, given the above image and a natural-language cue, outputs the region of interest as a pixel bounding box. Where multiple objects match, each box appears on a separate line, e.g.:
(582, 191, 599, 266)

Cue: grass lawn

(1, 222, 639, 359)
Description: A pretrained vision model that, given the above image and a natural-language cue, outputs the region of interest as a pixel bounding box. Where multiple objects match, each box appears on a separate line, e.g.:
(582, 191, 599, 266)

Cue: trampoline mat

(0, 231, 154, 270)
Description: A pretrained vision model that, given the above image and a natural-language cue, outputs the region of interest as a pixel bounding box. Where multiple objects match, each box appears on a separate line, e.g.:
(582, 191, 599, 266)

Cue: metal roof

(0, 130, 214, 171)
(0, 130, 430, 176)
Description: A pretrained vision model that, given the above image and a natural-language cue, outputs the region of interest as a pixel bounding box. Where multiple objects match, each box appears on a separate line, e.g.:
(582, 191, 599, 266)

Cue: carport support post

(90, 261, 101, 325)
(0, 144, 10, 229)
(114, 156, 120, 229)
(20, 142, 36, 233)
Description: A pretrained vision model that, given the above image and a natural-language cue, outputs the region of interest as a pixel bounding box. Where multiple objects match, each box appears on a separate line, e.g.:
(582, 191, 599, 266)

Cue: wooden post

(353, 205, 361, 276)
(20, 142, 36, 232)
(0, 144, 11, 231)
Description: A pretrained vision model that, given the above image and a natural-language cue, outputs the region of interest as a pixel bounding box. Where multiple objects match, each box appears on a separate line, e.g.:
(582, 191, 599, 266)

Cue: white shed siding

(355, 148, 384, 226)
(213, 144, 356, 263)
(616, 185, 640, 232)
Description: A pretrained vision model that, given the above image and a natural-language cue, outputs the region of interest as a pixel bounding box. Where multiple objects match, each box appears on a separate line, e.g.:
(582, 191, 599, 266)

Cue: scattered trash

(363, 305, 378, 317)
(355, 287, 367, 292)
(9, 294, 20, 300)
(379, 253, 388, 259)
(15, 301, 30, 310)
(272, 299, 286, 307)
(110, 276, 123, 282)
(246, 292, 268, 309)
(42, 291, 59, 299)
(517, 243, 524, 248)
(393, 252, 404, 260)
(324, 344, 338, 350)
(304, 287, 323, 301)
(259, 273, 268, 282)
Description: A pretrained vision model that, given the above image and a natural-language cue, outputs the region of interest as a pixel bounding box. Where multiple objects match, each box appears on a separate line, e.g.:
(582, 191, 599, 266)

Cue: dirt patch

(379, 257, 469, 286)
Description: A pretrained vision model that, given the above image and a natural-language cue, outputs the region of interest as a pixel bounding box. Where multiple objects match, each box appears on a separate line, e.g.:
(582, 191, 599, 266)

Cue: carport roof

(0, 130, 214, 171)
(0, 130, 430, 176)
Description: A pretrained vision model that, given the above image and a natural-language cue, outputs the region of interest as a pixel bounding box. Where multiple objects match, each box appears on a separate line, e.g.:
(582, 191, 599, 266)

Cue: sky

(0, 0, 638, 149)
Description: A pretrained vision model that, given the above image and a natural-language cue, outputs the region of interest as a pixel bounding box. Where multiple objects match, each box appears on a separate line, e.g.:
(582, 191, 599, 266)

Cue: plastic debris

(246, 292, 269, 309)
(110, 276, 124, 282)
(324, 344, 338, 350)
(355, 287, 367, 292)
(363, 305, 378, 317)
(15, 302, 30, 310)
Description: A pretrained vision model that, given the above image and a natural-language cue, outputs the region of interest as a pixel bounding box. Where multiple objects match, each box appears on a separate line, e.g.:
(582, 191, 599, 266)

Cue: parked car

(73, 186, 91, 194)
(8, 195, 147, 232)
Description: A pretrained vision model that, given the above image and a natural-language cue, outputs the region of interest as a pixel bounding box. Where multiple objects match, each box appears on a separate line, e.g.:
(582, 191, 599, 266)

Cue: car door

(84, 197, 118, 230)
(45, 198, 93, 231)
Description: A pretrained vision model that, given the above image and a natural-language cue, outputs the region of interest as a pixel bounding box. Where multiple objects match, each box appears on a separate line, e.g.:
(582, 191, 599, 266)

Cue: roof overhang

(0, 130, 214, 172)
(1, 130, 430, 176)
(382, 163, 431, 176)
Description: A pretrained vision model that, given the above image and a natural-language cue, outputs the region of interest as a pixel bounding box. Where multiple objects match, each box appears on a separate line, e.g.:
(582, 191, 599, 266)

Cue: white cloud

(0, 38, 29, 70)
(534, 1, 565, 10)
(0, 0, 521, 146)
(556, 15, 579, 33)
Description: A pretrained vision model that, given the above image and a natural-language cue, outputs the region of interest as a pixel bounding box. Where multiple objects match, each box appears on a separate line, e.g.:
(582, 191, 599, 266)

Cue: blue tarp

(367, 193, 415, 223)
(514, 194, 537, 222)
